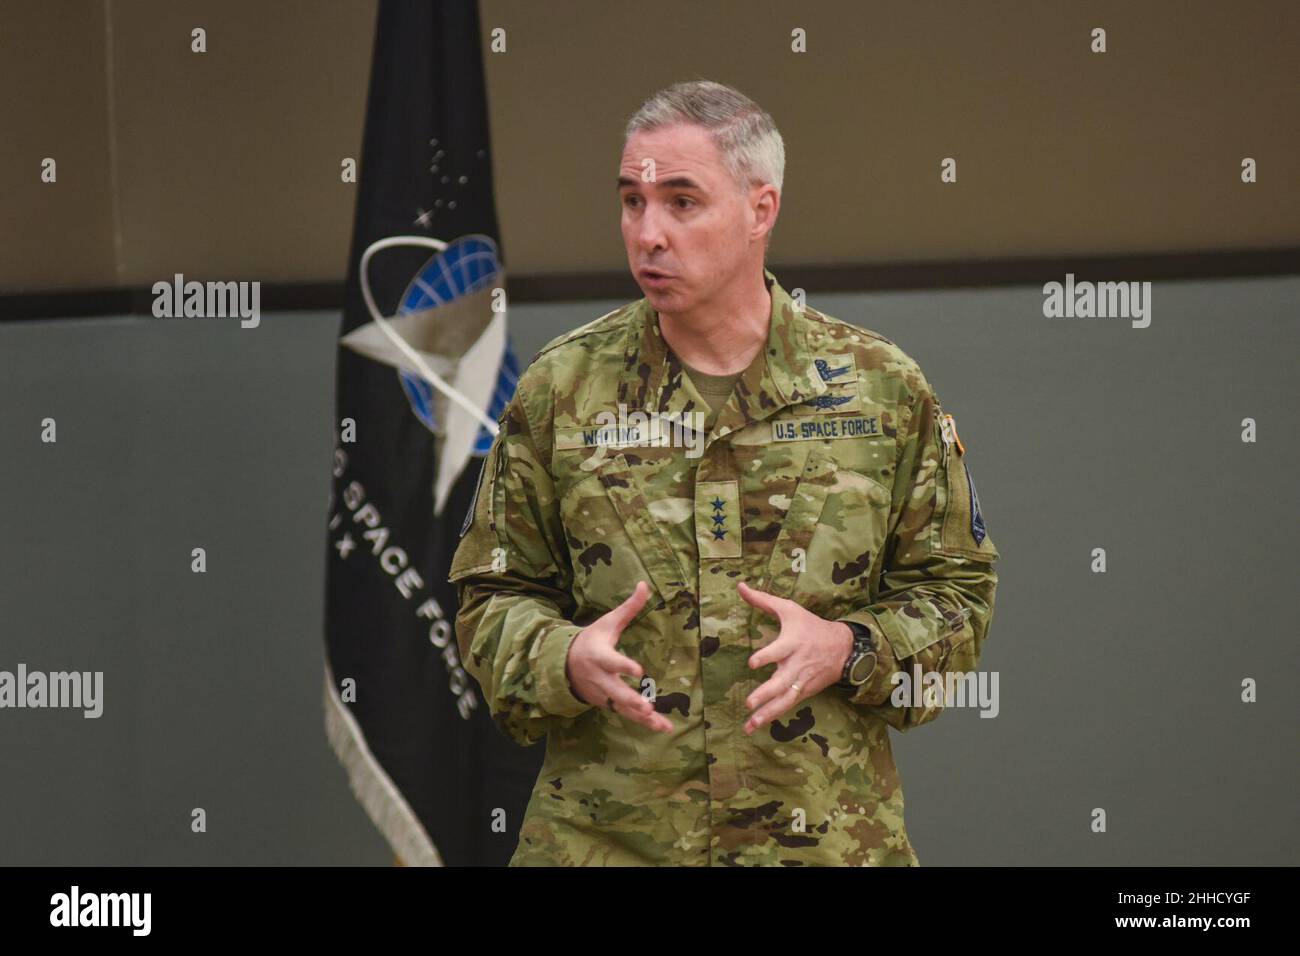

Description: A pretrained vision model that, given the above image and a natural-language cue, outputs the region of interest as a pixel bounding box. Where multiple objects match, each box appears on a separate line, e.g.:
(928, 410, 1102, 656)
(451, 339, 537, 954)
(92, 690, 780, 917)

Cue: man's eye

(622, 195, 641, 208)
(675, 196, 695, 209)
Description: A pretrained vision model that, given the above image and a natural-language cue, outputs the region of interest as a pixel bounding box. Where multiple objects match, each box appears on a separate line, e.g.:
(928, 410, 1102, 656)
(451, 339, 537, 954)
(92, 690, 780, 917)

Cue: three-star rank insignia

(695, 480, 742, 559)
(710, 497, 727, 539)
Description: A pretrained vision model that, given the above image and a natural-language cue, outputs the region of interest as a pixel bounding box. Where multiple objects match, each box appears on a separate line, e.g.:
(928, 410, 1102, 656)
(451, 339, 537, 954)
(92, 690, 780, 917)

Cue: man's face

(618, 122, 769, 314)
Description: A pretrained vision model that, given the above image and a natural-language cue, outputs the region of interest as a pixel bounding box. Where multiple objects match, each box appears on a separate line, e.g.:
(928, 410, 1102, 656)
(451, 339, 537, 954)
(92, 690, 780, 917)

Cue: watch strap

(839, 621, 876, 688)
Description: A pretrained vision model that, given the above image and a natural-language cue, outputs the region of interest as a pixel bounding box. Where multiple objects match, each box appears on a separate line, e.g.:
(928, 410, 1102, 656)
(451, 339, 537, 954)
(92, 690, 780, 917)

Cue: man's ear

(751, 183, 780, 243)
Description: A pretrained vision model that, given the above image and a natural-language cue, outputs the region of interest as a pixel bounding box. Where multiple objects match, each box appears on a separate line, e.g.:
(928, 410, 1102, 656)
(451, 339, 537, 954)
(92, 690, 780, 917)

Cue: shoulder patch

(967, 464, 987, 545)
(459, 455, 488, 538)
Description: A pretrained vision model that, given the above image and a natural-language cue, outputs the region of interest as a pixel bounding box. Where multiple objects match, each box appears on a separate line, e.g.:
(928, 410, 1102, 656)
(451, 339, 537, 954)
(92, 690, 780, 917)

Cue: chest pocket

(761, 445, 893, 619)
(559, 453, 690, 628)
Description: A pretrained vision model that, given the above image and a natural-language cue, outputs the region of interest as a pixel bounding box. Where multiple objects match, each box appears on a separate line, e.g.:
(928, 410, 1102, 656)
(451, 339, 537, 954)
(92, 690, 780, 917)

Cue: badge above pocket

(792, 353, 862, 416)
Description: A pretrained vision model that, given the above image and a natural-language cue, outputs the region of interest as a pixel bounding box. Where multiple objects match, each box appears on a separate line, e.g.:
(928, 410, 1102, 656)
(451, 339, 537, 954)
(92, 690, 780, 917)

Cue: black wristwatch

(838, 621, 878, 688)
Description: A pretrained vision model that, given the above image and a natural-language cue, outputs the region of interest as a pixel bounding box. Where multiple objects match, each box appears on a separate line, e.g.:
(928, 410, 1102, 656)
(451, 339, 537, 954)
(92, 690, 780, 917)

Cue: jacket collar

(616, 268, 828, 445)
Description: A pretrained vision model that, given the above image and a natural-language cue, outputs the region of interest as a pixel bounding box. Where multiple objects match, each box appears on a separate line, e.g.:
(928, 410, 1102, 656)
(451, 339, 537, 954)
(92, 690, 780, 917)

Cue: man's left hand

(737, 580, 854, 735)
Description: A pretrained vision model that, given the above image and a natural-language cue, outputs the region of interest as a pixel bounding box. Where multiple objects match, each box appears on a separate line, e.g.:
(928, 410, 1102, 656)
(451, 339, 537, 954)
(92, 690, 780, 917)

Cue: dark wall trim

(3, 247, 1297, 321)
(0, 282, 345, 322)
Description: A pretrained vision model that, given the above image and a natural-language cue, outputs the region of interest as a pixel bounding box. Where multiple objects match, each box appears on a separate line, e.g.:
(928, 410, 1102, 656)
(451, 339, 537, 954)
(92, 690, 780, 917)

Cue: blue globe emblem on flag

(393, 235, 518, 455)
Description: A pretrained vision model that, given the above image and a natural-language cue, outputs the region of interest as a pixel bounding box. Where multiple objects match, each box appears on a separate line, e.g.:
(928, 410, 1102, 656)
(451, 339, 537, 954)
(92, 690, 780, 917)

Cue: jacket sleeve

(448, 388, 592, 747)
(834, 371, 999, 731)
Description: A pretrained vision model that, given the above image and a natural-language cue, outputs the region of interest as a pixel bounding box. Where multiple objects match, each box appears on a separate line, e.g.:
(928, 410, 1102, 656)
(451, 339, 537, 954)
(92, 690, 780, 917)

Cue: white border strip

(322, 658, 444, 867)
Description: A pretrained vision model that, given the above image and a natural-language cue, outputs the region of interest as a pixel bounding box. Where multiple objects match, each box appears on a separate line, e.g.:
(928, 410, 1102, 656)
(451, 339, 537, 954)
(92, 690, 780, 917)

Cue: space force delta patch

(967, 463, 987, 545)
(459, 455, 489, 538)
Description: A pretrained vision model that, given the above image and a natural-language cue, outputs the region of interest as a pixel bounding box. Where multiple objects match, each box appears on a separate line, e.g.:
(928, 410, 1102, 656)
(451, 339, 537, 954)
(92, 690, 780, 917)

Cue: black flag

(323, 0, 542, 867)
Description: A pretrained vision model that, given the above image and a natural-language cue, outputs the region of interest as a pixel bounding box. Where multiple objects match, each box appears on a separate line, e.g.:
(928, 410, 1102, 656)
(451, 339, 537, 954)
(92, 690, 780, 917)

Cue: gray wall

(1, 275, 1296, 864)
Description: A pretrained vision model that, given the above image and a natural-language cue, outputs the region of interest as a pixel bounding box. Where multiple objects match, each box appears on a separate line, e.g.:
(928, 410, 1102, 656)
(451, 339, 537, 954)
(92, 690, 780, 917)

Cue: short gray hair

(624, 80, 785, 195)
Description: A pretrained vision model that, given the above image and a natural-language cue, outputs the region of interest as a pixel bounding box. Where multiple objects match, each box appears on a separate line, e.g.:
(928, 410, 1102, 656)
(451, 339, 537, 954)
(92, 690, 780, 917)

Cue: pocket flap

(761, 445, 838, 598)
(588, 453, 692, 613)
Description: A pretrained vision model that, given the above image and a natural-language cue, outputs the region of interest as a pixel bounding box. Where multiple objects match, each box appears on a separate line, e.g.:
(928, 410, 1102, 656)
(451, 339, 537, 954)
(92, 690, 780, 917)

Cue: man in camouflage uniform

(449, 80, 999, 866)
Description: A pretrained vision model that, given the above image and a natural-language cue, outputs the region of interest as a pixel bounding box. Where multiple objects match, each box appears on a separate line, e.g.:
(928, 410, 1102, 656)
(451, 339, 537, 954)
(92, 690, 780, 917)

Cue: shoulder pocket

(933, 413, 998, 561)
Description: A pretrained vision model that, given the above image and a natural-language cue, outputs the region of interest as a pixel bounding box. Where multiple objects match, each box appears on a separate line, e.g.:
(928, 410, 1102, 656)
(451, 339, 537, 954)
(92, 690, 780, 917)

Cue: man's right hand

(565, 581, 672, 733)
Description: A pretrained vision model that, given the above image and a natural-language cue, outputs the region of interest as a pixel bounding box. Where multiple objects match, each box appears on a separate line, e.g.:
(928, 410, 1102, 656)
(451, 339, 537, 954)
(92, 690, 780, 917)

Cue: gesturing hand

(565, 581, 673, 733)
(738, 580, 855, 735)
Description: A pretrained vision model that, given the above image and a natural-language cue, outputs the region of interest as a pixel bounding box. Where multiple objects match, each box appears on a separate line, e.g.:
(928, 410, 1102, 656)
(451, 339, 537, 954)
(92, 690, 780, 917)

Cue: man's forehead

(619, 125, 725, 184)
(617, 168, 709, 190)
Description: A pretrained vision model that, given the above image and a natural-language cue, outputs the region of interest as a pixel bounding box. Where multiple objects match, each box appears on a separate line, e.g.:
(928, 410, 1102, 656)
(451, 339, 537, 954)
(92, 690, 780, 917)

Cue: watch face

(850, 651, 877, 685)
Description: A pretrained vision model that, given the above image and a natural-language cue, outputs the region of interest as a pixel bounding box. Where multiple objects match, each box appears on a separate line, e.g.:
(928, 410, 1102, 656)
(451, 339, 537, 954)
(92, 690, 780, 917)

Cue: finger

(596, 677, 656, 719)
(736, 580, 788, 622)
(601, 580, 651, 637)
(748, 634, 797, 671)
(745, 662, 798, 713)
(596, 648, 645, 681)
(620, 698, 675, 734)
(745, 683, 803, 735)
(589, 673, 672, 734)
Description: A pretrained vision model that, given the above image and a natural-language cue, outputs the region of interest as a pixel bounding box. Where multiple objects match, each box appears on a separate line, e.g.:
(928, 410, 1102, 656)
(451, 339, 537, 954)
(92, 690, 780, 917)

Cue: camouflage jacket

(449, 268, 999, 866)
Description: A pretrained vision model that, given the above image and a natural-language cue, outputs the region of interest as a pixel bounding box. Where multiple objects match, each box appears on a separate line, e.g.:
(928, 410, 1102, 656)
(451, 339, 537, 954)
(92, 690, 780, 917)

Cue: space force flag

(323, 0, 543, 867)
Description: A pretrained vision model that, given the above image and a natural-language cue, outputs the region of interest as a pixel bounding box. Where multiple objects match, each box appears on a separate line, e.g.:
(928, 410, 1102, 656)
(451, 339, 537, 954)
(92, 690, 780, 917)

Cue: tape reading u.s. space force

(772, 415, 882, 442)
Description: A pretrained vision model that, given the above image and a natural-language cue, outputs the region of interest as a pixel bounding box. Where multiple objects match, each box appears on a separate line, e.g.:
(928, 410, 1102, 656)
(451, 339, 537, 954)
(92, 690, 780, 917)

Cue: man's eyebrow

(616, 175, 705, 190)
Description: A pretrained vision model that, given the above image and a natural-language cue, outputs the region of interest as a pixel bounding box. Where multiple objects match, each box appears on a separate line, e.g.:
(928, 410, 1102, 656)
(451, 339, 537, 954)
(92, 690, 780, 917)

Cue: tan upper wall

(1, 0, 118, 289)
(3, 0, 1296, 292)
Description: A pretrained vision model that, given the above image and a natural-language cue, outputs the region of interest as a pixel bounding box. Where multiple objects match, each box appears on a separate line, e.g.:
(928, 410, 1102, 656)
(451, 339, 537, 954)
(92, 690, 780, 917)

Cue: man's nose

(635, 203, 668, 252)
